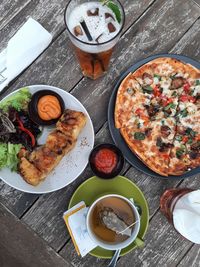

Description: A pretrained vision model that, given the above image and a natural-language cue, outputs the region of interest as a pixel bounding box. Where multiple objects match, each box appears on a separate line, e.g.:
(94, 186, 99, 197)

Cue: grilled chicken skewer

(19, 109, 87, 186)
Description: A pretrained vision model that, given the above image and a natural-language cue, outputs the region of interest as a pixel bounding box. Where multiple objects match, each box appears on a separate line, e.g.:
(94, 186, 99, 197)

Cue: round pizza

(115, 57, 200, 176)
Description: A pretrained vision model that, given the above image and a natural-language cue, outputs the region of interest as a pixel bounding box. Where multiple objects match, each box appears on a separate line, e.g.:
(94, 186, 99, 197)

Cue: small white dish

(0, 84, 94, 194)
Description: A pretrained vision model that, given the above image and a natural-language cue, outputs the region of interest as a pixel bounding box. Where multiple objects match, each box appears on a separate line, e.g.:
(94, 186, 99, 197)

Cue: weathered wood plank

(170, 18, 200, 58)
(0, 0, 32, 30)
(177, 245, 200, 267)
(193, 0, 200, 7)
(0, 203, 72, 267)
(0, 181, 38, 217)
(70, 0, 200, 132)
(0, 0, 69, 51)
(117, 175, 200, 267)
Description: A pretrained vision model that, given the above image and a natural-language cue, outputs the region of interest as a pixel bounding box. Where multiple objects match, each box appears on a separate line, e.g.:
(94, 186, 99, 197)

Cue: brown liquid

(73, 45, 113, 79)
(90, 197, 135, 243)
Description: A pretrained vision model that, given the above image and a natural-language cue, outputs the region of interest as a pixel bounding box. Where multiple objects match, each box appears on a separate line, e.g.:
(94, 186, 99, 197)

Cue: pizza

(115, 57, 200, 176)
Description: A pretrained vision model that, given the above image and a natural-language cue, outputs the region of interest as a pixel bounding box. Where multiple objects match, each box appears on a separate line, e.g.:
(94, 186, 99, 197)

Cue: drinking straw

(80, 19, 93, 41)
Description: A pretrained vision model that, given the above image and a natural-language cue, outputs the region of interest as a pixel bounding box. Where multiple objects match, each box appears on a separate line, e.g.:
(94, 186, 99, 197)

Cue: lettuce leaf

(0, 143, 22, 171)
(0, 87, 31, 112)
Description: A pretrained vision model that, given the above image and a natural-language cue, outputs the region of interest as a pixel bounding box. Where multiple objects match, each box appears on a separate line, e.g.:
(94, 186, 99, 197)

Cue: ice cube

(87, 8, 99, 16)
(108, 22, 116, 33)
(73, 25, 83, 36)
(105, 12, 115, 21)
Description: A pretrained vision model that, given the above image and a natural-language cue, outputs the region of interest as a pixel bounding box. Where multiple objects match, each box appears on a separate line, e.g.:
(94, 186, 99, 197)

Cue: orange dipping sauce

(38, 95, 61, 121)
(94, 148, 117, 174)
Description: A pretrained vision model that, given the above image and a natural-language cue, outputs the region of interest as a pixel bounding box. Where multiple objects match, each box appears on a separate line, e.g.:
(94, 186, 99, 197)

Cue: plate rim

(0, 84, 95, 194)
(68, 175, 149, 258)
(108, 53, 200, 179)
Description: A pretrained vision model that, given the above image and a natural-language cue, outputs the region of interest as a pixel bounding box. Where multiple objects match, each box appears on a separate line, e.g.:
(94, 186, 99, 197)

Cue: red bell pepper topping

(153, 85, 161, 97)
(135, 108, 143, 115)
(183, 82, 190, 93)
(179, 95, 195, 103)
(16, 115, 36, 147)
(182, 136, 188, 143)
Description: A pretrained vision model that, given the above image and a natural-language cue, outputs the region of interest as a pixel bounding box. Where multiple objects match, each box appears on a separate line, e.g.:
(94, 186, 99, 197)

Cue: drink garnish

(80, 18, 93, 41)
(100, 0, 121, 23)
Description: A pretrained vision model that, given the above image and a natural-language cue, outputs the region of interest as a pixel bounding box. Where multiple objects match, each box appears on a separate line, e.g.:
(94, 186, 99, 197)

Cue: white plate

(0, 85, 94, 194)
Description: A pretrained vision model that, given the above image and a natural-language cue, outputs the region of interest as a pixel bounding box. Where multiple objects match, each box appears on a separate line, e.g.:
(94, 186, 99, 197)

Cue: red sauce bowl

(89, 143, 124, 179)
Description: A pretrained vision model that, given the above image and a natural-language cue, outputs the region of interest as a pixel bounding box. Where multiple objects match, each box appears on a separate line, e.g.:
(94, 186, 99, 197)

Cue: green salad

(0, 87, 34, 172)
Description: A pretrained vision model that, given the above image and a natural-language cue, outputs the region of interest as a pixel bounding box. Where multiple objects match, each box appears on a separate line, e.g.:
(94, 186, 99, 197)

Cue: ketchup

(94, 148, 117, 173)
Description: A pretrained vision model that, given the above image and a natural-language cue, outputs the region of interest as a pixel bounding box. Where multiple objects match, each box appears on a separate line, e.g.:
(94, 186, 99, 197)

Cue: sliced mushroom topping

(161, 125, 171, 137)
(156, 137, 173, 152)
(142, 72, 153, 85)
(189, 151, 199, 159)
(171, 77, 185, 89)
(164, 108, 172, 117)
(176, 126, 186, 135)
(159, 143, 173, 152)
(191, 142, 200, 151)
(145, 128, 152, 137)
(145, 104, 160, 117)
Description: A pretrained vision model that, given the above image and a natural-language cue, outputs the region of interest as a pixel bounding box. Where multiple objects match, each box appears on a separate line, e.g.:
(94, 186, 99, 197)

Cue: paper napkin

(173, 189, 200, 244)
(0, 17, 52, 92)
(63, 201, 97, 257)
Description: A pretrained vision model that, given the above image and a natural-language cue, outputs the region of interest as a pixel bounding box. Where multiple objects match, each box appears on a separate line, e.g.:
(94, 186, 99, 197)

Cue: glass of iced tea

(64, 0, 125, 79)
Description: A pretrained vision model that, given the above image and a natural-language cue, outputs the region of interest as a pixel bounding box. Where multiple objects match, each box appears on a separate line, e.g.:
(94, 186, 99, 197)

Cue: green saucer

(68, 175, 149, 258)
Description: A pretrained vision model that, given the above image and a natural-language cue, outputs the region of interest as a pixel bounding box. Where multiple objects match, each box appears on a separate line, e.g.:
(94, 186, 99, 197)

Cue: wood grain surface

(0, 0, 200, 266)
(0, 203, 72, 267)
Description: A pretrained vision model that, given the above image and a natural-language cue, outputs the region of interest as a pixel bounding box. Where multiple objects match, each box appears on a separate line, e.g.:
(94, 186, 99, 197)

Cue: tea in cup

(86, 194, 140, 250)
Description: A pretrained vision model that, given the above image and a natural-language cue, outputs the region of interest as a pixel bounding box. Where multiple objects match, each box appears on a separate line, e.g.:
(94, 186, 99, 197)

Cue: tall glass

(64, 0, 125, 79)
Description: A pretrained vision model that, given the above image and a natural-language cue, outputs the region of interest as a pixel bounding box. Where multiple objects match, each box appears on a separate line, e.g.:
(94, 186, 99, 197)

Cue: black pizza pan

(108, 53, 200, 179)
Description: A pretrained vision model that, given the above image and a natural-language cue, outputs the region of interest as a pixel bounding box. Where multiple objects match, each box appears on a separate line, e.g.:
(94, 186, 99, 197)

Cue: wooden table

(0, 0, 200, 266)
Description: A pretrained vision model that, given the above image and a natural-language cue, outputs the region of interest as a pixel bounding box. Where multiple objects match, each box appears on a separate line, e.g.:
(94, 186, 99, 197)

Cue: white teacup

(86, 194, 140, 250)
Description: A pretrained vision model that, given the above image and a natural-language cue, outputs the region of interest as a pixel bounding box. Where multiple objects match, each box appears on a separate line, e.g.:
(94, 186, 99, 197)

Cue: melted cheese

(160, 77, 172, 95)
(193, 85, 200, 96)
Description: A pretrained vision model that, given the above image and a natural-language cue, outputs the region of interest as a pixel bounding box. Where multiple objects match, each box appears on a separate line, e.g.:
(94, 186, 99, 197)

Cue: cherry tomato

(182, 136, 188, 143)
(153, 85, 161, 97)
(180, 95, 195, 103)
(163, 97, 173, 107)
(162, 154, 170, 160)
(135, 108, 143, 115)
(183, 82, 190, 92)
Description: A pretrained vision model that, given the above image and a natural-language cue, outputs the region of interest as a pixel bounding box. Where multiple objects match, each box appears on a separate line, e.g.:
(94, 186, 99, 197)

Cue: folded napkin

(0, 17, 52, 92)
(173, 189, 200, 244)
(63, 201, 97, 257)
